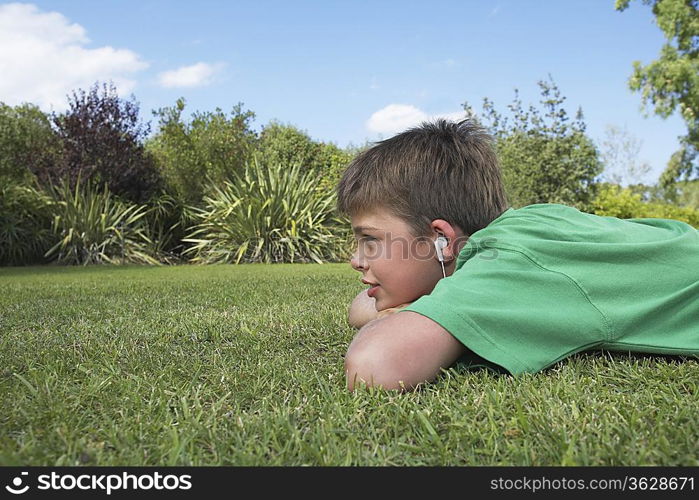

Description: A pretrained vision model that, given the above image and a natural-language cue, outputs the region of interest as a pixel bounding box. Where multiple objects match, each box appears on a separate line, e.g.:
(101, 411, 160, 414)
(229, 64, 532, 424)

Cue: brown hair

(336, 118, 509, 237)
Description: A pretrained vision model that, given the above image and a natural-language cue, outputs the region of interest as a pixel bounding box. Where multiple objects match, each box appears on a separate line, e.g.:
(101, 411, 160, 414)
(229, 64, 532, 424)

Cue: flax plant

(184, 160, 350, 264)
(44, 176, 159, 265)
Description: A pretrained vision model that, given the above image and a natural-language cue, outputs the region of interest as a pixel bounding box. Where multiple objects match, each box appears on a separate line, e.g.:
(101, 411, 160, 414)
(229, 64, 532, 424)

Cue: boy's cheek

(391, 240, 408, 261)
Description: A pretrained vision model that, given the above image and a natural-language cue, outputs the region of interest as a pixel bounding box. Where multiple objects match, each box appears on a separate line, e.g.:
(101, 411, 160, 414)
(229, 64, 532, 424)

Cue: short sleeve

(402, 248, 610, 375)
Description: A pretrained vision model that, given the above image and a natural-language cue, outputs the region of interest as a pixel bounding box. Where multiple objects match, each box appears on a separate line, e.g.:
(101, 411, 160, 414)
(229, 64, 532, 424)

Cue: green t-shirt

(403, 203, 699, 375)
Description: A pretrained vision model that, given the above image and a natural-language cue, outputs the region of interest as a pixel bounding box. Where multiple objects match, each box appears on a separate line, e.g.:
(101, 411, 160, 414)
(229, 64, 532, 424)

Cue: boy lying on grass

(336, 119, 699, 392)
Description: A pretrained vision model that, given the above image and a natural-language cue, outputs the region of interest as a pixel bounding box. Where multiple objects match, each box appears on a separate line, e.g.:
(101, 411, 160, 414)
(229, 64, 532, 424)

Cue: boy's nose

(350, 252, 366, 272)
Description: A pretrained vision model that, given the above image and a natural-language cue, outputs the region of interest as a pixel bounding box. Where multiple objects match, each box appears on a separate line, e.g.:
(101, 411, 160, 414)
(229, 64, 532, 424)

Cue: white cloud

(366, 104, 469, 136)
(434, 110, 470, 122)
(0, 3, 148, 110)
(157, 62, 224, 88)
(435, 58, 460, 69)
(366, 104, 428, 135)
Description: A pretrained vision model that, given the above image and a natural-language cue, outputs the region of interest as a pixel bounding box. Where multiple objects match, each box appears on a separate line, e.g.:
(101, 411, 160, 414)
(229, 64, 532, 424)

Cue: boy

(336, 119, 699, 392)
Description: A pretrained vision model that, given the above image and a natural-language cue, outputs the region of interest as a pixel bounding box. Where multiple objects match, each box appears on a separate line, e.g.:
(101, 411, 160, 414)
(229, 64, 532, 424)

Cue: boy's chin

(374, 297, 391, 312)
(376, 296, 411, 312)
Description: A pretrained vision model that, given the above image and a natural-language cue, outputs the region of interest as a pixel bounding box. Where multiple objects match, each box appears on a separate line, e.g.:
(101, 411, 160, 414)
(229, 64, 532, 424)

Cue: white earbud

(434, 235, 448, 278)
(434, 235, 448, 262)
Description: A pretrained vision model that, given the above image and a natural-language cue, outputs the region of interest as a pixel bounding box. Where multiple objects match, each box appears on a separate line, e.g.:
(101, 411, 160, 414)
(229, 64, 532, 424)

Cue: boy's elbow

(344, 343, 412, 392)
(343, 310, 463, 393)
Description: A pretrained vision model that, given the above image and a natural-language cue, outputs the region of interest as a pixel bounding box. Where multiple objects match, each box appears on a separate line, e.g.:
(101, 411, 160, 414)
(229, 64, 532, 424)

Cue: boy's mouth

(367, 284, 380, 297)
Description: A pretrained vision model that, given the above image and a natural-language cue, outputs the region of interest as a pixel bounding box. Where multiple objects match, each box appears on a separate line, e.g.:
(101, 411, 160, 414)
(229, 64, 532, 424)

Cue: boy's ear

(429, 219, 465, 260)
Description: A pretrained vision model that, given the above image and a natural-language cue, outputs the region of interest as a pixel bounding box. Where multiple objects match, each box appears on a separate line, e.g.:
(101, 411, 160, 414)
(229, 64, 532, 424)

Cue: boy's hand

(348, 289, 380, 328)
(348, 289, 413, 328)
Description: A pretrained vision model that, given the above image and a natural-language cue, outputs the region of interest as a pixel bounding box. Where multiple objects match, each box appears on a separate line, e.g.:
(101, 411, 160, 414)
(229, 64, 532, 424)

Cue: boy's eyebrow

(352, 225, 382, 234)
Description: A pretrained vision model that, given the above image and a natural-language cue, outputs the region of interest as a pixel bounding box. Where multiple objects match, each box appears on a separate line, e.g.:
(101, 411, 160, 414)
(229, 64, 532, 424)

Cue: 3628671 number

(627, 476, 694, 491)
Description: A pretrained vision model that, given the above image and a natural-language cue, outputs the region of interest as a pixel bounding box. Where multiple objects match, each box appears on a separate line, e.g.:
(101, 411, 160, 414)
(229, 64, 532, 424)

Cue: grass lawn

(0, 263, 697, 466)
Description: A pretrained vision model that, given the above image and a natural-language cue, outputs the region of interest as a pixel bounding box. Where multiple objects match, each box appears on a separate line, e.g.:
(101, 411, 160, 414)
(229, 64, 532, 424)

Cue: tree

(50, 82, 163, 204)
(599, 124, 652, 186)
(616, 0, 699, 187)
(466, 77, 602, 210)
(0, 103, 60, 185)
(148, 98, 257, 205)
(676, 178, 699, 207)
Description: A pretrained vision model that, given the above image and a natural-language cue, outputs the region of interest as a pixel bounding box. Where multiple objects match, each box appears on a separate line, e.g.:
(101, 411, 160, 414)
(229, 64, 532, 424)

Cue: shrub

(255, 122, 355, 196)
(48, 82, 163, 204)
(45, 176, 160, 265)
(0, 102, 61, 185)
(184, 160, 350, 264)
(315, 143, 355, 195)
(256, 121, 320, 173)
(0, 182, 54, 265)
(592, 184, 699, 228)
(149, 98, 257, 206)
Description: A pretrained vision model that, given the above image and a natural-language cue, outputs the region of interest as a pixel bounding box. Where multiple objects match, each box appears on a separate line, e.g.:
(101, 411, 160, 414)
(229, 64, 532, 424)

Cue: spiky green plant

(0, 181, 54, 265)
(184, 160, 350, 264)
(144, 192, 197, 264)
(44, 176, 160, 265)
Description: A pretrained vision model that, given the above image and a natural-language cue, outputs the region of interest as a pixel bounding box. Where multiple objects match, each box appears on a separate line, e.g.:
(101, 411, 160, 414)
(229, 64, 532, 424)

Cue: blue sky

(0, 0, 687, 185)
